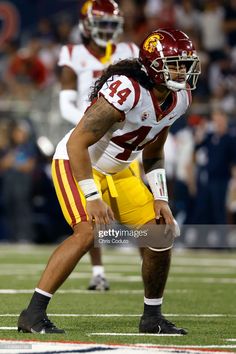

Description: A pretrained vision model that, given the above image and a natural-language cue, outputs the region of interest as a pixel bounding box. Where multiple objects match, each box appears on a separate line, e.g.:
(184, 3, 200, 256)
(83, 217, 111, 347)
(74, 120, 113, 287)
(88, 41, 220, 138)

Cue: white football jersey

(54, 75, 192, 174)
(58, 42, 139, 114)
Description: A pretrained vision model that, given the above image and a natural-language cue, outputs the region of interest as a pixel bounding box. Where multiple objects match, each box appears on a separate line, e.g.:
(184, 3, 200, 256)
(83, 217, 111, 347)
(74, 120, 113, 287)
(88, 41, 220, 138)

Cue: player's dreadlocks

(89, 59, 155, 101)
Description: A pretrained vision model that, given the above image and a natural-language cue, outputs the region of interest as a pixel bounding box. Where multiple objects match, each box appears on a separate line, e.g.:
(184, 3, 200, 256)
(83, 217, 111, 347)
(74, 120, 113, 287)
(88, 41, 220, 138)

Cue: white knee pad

(147, 219, 180, 252)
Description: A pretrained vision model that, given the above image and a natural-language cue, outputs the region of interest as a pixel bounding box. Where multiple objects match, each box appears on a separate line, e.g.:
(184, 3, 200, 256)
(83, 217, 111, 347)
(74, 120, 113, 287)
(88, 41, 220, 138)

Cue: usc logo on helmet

(81, 0, 92, 16)
(143, 33, 164, 53)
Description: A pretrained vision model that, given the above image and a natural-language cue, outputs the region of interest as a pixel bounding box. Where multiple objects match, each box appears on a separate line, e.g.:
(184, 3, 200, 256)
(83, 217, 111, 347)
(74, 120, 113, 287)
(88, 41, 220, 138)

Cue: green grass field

(0, 244, 236, 353)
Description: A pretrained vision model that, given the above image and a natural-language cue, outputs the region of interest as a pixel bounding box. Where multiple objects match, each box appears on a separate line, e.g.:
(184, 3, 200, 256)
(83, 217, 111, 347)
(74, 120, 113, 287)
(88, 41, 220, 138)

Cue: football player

(18, 28, 200, 334)
(59, 0, 139, 290)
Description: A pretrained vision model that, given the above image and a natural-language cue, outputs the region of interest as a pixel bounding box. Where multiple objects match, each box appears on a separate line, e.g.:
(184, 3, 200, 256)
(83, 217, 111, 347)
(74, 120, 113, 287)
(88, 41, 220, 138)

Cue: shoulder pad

(58, 45, 75, 69)
(99, 75, 141, 114)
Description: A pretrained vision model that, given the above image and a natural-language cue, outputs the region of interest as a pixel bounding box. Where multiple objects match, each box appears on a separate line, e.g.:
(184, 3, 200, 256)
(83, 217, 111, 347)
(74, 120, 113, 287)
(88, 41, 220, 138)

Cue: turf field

(0, 244, 236, 353)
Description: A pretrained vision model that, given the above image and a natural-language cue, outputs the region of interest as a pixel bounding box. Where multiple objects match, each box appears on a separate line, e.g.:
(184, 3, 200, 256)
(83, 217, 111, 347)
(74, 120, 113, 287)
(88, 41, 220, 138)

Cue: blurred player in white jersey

(58, 0, 139, 290)
(18, 28, 200, 335)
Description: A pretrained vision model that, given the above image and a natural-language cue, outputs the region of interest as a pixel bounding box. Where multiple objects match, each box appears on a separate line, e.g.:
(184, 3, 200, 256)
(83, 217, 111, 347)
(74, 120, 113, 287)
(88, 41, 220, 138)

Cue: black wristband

(85, 191, 99, 199)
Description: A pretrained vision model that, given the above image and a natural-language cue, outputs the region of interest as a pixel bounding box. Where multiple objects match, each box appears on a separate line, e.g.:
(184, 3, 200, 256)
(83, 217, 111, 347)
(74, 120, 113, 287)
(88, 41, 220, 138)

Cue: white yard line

(0, 313, 235, 317)
(0, 289, 188, 295)
(168, 276, 236, 284)
(67, 275, 236, 284)
(170, 267, 236, 274)
(2, 274, 236, 284)
(0, 328, 179, 336)
(107, 255, 236, 267)
(140, 344, 236, 349)
(1, 265, 235, 274)
(1, 247, 236, 264)
(1, 262, 236, 270)
(225, 339, 236, 341)
(171, 258, 236, 267)
(89, 333, 181, 336)
(1, 273, 236, 283)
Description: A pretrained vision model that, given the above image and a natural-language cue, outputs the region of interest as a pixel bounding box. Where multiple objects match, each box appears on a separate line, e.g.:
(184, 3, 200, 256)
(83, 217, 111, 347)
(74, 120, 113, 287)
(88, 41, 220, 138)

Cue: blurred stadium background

(1, 0, 236, 248)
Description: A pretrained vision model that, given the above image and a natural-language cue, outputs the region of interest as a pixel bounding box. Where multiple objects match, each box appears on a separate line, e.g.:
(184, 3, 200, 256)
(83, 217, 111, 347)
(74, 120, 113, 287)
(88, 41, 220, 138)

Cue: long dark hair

(89, 59, 154, 101)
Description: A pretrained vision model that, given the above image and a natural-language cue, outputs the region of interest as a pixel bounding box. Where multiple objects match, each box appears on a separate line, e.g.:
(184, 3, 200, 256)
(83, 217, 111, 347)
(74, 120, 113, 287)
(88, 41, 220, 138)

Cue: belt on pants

(105, 174, 118, 198)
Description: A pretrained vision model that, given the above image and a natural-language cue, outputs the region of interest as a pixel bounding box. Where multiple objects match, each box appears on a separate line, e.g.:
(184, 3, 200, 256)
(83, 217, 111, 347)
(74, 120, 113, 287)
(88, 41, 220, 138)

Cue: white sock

(144, 296, 163, 306)
(35, 287, 53, 298)
(93, 266, 105, 277)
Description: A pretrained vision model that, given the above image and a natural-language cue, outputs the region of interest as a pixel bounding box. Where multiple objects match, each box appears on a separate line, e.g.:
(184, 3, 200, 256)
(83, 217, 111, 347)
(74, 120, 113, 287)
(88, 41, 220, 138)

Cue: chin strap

(166, 80, 186, 91)
(100, 41, 113, 64)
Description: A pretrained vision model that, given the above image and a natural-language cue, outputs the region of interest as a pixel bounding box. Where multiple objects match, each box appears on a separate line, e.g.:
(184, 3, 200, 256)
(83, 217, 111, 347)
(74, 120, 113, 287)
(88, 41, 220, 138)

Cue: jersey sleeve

(58, 45, 75, 71)
(98, 75, 140, 116)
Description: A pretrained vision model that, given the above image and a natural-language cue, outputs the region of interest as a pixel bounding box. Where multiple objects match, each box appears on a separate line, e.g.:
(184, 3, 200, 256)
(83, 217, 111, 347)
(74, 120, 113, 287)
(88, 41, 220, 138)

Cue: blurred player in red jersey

(58, 0, 139, 291)
(18, 28, 200, 334)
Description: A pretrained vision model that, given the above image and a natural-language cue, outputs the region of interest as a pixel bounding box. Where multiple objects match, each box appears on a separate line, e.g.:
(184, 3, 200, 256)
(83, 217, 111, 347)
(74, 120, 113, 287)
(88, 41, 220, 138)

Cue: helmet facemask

(150, 55, 201, 91)
(89, 15, 123, 47)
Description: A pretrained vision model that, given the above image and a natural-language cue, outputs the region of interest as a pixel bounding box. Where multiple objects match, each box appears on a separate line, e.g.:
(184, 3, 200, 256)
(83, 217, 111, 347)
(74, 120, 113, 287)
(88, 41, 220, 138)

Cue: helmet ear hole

(139, 28, 200, 90)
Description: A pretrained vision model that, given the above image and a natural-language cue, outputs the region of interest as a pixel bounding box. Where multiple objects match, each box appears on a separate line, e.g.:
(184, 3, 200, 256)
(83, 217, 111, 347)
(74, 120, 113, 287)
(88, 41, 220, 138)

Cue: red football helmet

(139, 28, 200, 91)
(79, 0, 124, 47)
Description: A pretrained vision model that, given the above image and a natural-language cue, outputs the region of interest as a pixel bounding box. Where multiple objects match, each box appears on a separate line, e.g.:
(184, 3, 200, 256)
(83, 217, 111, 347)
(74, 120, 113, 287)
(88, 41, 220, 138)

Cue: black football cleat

(17, 309, 65, 334)
(139, 314, 188, 335)
(87, 275, 110, 291)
